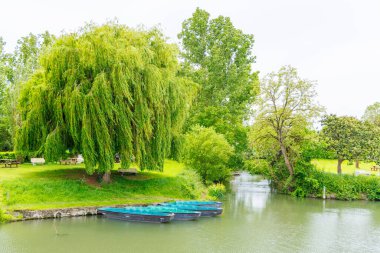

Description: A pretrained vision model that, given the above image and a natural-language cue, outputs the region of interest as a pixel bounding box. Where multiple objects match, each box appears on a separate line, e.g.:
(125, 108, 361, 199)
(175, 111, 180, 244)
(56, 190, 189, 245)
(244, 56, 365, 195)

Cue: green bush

(183, 126, 234, 184)
(0, 208, 12, 223)
(264, 158, 380, 200)
(293, 161, 380, 200)
(292, 187, 306, 198)
(177, 169, 206, 199)
(301, 137, 336, 161)
(207, 183, 226, 200)
(244, 159, 270, 176)
(0, 152, 16, 160)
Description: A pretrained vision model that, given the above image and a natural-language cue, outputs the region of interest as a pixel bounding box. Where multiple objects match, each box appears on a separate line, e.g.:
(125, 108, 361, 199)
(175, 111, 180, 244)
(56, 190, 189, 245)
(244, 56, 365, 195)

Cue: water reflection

(230, 172, 380, 253)
(231, 172, 270, 212)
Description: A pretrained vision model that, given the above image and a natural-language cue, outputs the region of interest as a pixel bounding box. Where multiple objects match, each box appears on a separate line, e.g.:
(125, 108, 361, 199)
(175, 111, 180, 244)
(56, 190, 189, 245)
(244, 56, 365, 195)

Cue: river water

(1, 172, 380, 253)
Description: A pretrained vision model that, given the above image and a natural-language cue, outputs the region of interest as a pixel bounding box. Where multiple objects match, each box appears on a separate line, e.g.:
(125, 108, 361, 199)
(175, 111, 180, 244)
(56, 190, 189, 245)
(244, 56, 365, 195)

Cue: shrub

(301, 136, 336, 161)
(0, 152, 16, 160)
(244, 159, 270, 176)
(292, 161, 380, 200)
(207, 184, 226, 200)
(367, 186, 380, 201)
(177, 169, 206, 199)
(0, 208, 12, 223)
(292, 187, 306, 198)
(183, 126, 234, 184)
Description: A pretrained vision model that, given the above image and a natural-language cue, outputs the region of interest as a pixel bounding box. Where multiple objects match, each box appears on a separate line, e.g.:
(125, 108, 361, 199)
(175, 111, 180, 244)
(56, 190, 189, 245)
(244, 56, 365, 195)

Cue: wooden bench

(118, 168, 138, 176)
(59, 158, 78, 165)
(2, 160, 20, 168)
(371, 166, 380, 171)
(31, 158, 45, 165)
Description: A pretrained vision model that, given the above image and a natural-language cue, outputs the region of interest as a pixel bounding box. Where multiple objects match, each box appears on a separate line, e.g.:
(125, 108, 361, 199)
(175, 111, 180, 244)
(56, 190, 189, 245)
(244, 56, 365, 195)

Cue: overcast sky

(1, 0, 379, 118)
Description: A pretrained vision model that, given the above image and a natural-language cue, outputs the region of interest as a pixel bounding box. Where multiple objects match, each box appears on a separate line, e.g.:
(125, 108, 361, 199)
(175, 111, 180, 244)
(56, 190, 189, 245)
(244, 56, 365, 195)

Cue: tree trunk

(102, 172, 111, 183)
(280, 143, 294, 176)
(337, 159, 344, 174)
(355, 160, 359, 169)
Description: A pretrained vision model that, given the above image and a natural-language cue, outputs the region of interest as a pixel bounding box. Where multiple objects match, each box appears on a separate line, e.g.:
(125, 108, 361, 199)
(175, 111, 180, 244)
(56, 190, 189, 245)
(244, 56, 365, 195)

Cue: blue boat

(172, 200, 222, 207)
(160, 204, 223, 217)
(124, 206, 201, 221)
(98, 207, 174, 223)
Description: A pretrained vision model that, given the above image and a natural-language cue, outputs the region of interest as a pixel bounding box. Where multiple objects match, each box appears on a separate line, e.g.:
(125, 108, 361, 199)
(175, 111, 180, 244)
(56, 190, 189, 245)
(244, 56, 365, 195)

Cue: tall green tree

(16, 24, 195, 182)
(250, 66, 322, 176)
(178, 8, 259, 168)
(321, 115, 372, 173)
(0, 38, 12, 150)
(362, 102, 380, 126)
(352, 121, 378, 168)
(4, 32, 55, 150)
(367, 125, 380, 166)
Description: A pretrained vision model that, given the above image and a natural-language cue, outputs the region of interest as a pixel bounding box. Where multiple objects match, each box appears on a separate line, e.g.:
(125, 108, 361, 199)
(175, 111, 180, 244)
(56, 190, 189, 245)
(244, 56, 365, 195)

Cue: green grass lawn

(0, 160, 198, 210)
(311, 159, 378, 175)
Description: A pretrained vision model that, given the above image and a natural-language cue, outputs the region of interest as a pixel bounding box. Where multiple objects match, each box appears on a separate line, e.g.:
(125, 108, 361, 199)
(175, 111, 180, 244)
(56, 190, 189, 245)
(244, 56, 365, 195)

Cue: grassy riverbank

(290, 160, 380, 200)
(254, 159, 380, 201)
(0, 160, 205, 211)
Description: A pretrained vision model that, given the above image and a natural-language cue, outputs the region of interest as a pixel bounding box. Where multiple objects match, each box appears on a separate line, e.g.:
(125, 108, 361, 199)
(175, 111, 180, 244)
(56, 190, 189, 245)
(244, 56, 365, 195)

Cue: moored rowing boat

(160, 203, 223, 217)
(98, 207, 174, 223)
(125, 206, 201, 221)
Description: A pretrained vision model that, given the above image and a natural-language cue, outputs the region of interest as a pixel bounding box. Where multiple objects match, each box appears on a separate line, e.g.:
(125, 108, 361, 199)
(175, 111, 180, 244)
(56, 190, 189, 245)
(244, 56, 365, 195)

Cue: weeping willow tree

(16, 23, 196, 182)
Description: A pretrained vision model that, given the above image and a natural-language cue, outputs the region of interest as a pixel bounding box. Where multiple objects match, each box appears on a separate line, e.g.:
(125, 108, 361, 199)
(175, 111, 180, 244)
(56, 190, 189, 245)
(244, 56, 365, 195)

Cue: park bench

(59, 158, 78, 165)
(3, 160, 20, 168)
(371, 166, 380, 171)
(31, 158, 45, 165)
(355, 169, 371, 176)
(118, 168, 138, 176)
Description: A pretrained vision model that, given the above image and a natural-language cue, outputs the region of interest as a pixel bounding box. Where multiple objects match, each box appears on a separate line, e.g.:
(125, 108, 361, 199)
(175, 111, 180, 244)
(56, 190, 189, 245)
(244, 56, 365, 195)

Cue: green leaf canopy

(16, 23, 195, 175)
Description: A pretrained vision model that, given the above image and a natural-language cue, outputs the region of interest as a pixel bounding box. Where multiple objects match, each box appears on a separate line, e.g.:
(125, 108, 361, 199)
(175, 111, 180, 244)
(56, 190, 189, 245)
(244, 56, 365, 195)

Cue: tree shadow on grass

(27, 168, 86, 180)
(26, 168, 176, 191)
(27, 167, 170, 180)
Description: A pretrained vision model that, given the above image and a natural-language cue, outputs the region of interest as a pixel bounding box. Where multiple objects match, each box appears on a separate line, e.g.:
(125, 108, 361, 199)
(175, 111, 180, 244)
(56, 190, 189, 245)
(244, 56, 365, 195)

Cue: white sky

(1, 0, 379, 118)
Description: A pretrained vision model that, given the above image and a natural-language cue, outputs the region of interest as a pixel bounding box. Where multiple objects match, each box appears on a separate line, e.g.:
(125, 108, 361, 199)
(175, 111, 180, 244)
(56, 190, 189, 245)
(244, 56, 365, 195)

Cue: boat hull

(99, 210, 174, 223)
(125, 207, 202, 221)
(172, 212, 201, 220)
(196, 209, 223, 217)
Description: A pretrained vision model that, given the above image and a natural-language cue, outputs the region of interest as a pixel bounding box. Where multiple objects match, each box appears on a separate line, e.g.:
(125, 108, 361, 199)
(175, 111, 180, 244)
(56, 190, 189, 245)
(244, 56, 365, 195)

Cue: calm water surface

(1, 172, 380, 253)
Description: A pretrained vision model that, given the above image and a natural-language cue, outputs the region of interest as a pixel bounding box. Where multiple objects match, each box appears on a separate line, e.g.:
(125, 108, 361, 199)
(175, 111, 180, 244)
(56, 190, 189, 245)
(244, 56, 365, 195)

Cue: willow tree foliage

(16, 24, 195, 181)
(178, 8, 259, 168)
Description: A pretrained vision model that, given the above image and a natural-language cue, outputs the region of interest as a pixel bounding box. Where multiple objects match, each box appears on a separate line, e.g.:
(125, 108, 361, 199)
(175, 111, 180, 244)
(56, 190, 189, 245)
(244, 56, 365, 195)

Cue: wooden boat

(171, 200, 222, 207)
(97, 207, 174, 223)
(126, 206, 201, 221)
(160, 204, 223, 217)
